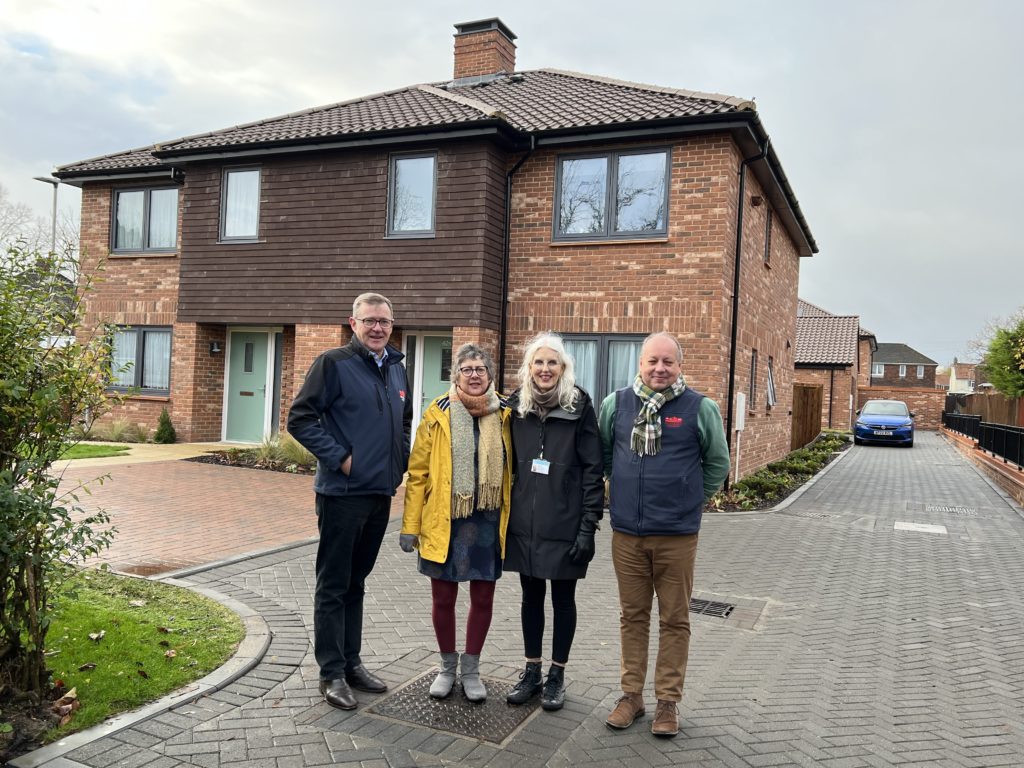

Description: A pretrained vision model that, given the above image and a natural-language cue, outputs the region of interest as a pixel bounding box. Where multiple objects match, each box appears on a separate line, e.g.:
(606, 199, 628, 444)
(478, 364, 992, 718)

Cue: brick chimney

(453, 18, 517, 80)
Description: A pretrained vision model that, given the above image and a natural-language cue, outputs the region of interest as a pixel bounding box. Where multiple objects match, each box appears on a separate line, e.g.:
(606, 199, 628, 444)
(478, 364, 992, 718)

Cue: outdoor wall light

(209, 341, 222, 355)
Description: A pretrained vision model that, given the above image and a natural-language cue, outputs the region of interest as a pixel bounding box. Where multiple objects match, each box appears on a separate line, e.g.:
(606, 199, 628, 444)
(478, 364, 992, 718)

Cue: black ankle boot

(506, 661, 543, 705)
(541, 665, 565, 711)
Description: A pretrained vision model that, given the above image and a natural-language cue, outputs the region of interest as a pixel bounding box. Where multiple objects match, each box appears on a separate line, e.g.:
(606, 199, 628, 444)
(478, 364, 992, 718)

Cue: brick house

(870, 343, 938, 389)
(794, 299, 875, 431)
(54, 18, 817, 476)
(948, 359, 978, 393)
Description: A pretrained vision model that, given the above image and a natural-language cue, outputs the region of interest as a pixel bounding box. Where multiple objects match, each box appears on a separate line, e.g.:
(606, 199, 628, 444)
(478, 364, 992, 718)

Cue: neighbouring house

(54, 18, 817, 476)
(948, 358, 978, 393)
(935, 368, 950, 391)
(870, 343, 938, 388)
(794, 299, 875, 431)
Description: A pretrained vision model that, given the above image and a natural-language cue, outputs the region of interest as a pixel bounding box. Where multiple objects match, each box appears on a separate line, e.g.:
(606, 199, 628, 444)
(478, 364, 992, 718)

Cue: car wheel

(854, 436, 863, 446)
(905, 439, 914, 448)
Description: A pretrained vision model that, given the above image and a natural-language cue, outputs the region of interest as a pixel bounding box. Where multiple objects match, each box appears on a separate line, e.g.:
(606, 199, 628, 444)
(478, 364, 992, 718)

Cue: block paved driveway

(44, 432, 1024, 767)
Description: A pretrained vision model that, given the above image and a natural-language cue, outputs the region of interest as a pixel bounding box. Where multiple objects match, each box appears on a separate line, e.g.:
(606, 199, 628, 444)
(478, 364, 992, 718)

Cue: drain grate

(789, 511, 840, 520)
(925, 504, 977, 516)
(690, 598, 735, 618)
(365, 671, 535, 744)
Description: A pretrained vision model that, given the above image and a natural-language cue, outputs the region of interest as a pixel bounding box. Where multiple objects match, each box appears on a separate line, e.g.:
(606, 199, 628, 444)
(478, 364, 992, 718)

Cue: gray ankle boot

(460, 653, 487, 702)
(429, 652, 459, 699)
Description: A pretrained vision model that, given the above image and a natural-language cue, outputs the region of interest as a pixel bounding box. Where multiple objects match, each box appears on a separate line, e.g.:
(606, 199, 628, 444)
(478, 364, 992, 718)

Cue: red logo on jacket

(399, 390, 406, 401)
(664, 416, 683, 428)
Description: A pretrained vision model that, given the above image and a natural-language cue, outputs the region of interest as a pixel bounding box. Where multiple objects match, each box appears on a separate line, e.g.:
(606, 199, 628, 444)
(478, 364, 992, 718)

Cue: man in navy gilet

(288, 292, 412, 711)
(598, 331, 729, 737)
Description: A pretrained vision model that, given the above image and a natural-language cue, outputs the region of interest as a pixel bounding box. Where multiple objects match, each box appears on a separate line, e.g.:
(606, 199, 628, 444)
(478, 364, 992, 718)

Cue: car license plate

(873, 430, 893, 436)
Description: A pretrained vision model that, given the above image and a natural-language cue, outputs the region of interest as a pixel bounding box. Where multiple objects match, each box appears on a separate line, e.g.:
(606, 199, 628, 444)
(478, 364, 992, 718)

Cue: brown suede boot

(651, 700, 679, 737)
(605, 692, 645, 730)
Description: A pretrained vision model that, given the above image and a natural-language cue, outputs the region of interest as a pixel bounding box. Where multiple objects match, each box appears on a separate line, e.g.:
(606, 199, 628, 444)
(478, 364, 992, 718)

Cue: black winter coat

(504, 387, 605, 580)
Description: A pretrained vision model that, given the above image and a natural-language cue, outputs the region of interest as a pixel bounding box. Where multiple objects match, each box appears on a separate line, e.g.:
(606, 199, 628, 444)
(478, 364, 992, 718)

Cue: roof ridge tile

(415, 84, 504, 119)
(536, 68, 755, 110)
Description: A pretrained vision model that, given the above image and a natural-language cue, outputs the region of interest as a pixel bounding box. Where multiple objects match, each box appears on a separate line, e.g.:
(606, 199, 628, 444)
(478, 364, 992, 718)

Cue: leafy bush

(0, 246, 115, 693)
(153, 408, 176, 444)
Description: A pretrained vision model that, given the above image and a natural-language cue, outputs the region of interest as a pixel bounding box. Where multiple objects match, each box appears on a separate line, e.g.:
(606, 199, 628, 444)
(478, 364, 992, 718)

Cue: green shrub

(153, 408, 176, 444)
(280, 433, 316, 468)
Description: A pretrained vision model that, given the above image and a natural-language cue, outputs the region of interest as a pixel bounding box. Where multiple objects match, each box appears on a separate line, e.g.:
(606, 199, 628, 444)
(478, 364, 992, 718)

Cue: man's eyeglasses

(458, 366, 488, 377)
(354, 318, 393, 329)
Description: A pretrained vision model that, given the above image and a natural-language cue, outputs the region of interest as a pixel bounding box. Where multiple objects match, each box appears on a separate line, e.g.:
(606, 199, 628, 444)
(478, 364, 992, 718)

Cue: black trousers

(314, 493, 390, 680)
(519, 574, 578, 664)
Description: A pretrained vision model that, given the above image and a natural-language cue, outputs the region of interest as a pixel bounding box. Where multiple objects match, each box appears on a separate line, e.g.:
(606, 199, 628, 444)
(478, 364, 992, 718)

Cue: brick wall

(795, 366, 856, 430)
(453, 28, 515, 79)
(857, 337, 873, 387)
(170, 323, 227, 441)
(873, 363, 937, 389)
(505, 136, 802, 477)
(857, 386, 944, 430)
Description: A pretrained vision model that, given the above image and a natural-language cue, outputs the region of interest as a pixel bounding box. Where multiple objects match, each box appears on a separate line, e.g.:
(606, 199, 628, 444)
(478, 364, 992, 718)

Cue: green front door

(421, 336, 452, 414)
(226, 331, 268, 442)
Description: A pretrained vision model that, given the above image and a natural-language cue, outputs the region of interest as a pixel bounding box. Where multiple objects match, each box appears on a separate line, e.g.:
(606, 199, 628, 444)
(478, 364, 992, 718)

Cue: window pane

(607, 341, 642, 394)
(147, 188, 177, 248)
(141, 330, 170, 390)
(767, 357, 777, 406)
(564, 339, 598, 399)
(224, 169, 260, 238)
(112, 329, 137, 386)
(115, 191, 144, 249)
(615, 152, 666, 233)
(558, 157, 607, 235)
(244, 342, 254, 373)
(392, 156, 435, 232)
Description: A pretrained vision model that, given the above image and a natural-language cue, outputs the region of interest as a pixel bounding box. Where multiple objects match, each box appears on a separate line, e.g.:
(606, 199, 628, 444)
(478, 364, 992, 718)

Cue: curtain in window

(607, 341, 641, 393)
(564, 339, 597, 399)
(112, 329, 136, 386)
(224, 170, 260, 238)
(115, 191, 144, 250)
(147, 189, 177, 248)
(142, 330, 171, 390)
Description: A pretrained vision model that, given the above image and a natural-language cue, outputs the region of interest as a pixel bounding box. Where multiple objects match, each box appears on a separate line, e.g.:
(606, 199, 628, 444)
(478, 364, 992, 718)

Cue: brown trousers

(611, 530, 698, 702)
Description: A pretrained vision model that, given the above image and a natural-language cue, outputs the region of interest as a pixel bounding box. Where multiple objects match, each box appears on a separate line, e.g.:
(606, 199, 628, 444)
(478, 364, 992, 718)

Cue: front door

(404, 333, 452, 432)
(226, 331, 270, 442)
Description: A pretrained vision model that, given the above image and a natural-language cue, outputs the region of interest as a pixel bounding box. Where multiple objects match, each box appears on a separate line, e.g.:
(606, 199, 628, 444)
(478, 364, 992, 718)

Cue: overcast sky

(2, 0, 1020, 365)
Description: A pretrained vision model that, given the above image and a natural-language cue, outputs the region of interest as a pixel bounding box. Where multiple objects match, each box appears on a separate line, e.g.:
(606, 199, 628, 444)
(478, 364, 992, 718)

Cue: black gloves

(568, 510, 601, 565)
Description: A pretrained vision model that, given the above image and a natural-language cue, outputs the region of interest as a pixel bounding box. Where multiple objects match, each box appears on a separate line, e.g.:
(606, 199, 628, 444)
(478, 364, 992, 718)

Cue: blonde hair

(516, 332, 579, 417)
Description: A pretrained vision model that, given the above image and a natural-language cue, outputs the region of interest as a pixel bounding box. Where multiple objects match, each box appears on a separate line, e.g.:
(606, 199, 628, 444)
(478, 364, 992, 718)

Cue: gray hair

(450, 343, 496, 384)
(641, 331, 683, 362)
(516, 332, 579, 417)
(352, 292, 393, 317)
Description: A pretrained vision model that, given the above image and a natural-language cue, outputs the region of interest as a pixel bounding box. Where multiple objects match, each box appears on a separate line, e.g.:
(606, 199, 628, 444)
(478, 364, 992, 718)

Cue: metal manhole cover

(925, 504, 977, 516)
(690, 598, 735, 618)
(366, 671, 536, 743)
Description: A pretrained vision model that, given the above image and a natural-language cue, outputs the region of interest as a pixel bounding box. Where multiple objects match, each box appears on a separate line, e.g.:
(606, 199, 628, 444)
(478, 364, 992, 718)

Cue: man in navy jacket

(288, 292, 412, 710)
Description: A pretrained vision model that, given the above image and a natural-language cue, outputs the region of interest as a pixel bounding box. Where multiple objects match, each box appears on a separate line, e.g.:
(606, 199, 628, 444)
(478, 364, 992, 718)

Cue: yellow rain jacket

(401, 393, 513, 564)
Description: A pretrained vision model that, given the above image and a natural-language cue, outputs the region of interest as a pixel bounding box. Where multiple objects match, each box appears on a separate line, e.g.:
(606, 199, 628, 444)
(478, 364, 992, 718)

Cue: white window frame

(871, 363, 884, 377)
(916, 365, 925, 379)
(899, 364, 907, 378)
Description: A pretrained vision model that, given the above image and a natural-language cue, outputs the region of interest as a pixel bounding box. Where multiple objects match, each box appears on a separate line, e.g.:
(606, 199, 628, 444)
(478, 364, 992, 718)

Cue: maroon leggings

(430, 579, 496, 655)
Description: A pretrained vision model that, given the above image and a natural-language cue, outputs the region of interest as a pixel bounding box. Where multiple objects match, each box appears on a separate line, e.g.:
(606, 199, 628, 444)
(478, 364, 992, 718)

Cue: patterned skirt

(418, 508, 503, 582)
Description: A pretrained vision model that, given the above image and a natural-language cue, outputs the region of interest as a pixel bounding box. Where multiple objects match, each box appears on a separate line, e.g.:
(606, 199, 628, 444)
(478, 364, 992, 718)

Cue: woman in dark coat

(504, 332, 605, 711)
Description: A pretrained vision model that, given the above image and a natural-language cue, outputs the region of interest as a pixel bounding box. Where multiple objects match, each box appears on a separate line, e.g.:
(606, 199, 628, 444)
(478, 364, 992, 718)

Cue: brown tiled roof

(56, 69, 755, 172)
(58, 145, 168, 174)
(796, 315, 860, 366)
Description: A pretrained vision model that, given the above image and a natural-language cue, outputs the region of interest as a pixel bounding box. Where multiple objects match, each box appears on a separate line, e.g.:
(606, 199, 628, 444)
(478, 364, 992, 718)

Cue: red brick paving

(59, 460, 405, 576)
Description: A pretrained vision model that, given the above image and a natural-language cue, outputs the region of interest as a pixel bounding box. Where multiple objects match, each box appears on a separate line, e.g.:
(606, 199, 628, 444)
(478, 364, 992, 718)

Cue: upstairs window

(871, 363, 884, 377)
(221, 167, 261, 240)
(112, 187, 178, 251)
(110, 326, 171, 395)
(388, 153, 436, 236)
(916, 365, 925, 379)
(555, 149, 669, 240)
(899, 364, 907, 378)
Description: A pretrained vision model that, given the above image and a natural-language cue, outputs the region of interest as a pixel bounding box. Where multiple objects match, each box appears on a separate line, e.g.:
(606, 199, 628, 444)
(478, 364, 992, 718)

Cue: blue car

(854, 399, 915, 447)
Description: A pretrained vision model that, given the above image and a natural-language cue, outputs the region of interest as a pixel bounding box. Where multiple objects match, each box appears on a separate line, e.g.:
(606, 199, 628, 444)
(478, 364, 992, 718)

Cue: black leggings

(519, 575, 578, 664)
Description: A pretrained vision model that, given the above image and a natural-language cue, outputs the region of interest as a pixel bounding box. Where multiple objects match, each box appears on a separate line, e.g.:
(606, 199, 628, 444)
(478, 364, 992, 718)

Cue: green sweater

(599, 386, 731, 500)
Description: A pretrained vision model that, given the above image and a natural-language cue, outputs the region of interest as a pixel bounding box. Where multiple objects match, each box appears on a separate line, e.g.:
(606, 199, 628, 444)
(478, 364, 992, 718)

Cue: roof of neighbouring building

(53, 67, 817, 254)
(797, 298, 835, 317)
(873, 343, 938, 366)
(795, 314, 860, 366)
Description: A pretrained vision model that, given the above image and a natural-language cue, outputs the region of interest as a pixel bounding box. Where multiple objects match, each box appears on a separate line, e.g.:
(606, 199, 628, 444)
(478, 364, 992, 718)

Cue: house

(948, 359, 978, 393)
(54, 18, 817, 475)
(794, 299, 875, 430)
(934, 368, 950, 391)
(870, 343, 938, 388)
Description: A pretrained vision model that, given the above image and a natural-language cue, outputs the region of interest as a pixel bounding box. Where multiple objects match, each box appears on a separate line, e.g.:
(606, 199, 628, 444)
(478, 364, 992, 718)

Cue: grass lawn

(43, 569, 245, 740)
(60, 443, 132, 460)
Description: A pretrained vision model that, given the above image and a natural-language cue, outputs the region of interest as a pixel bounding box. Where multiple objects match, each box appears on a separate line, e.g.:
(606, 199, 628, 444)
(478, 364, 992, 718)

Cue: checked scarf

(449, 382, 504, 518)
(631, 373, 687, 456)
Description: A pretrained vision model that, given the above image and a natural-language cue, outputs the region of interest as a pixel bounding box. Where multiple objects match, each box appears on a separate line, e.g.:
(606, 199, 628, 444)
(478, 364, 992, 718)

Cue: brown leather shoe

(651, 699, 679, 737)
(606, 692, 645, 730)
(319, 678, 357, 710)
(345, 664, 388, 693)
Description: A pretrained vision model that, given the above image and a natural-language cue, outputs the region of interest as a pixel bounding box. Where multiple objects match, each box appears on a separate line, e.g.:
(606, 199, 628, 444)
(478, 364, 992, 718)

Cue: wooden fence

(792, 383, 823, 449)
(945, 392, 1024, 427)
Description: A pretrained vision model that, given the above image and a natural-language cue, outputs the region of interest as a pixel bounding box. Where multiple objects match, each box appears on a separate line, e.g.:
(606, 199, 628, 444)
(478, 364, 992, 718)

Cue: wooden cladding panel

(176, 141, 507, 328)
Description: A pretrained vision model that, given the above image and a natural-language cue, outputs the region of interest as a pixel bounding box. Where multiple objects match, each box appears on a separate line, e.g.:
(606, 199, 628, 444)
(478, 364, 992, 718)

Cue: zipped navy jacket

(287, 339, 412, 497)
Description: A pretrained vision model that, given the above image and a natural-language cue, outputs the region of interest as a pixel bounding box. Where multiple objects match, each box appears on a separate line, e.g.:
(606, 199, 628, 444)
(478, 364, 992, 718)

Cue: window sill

(107, 392, 171, 401)
(550, 237, 669, 247)
(217, 238, 264, 245)
(109, 251, 178, 259)
(384, 233, 436, 240)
